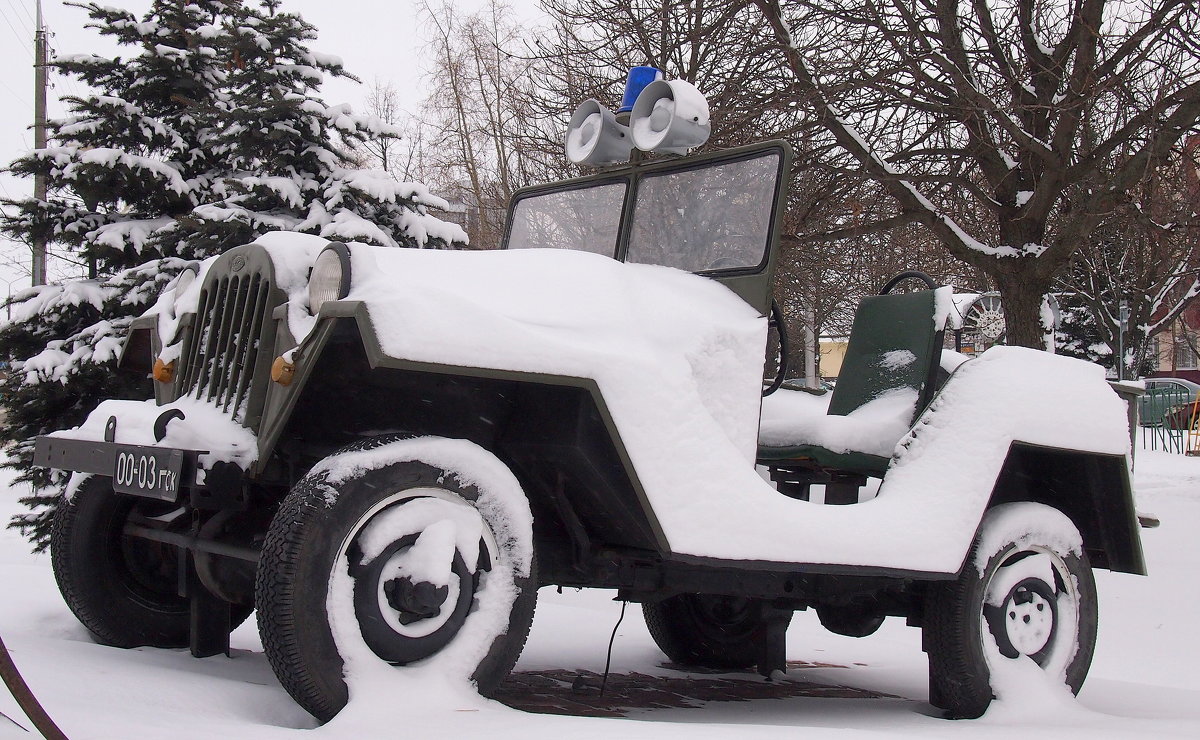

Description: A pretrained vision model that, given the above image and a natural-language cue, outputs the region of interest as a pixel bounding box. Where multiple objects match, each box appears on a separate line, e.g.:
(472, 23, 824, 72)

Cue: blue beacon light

(618, 66, 663, 113)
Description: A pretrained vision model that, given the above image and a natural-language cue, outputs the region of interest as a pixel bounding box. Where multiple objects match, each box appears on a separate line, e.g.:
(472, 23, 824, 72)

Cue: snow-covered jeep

(35, 139, 1143, 721)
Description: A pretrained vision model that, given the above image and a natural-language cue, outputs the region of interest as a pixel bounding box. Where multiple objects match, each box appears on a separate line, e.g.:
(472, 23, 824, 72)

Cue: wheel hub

(1004, 584, 1054, 654)
(986, 576, 1059, 661)
(346, 492, 498, 665)
(384, 576, 450, 624)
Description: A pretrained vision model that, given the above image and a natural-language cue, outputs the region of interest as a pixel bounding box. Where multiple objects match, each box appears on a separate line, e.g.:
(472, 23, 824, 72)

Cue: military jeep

(35, 138, 1143, 722)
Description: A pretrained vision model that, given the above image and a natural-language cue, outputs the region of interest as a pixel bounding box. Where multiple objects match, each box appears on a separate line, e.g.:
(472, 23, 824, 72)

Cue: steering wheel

(879, 270, 937, 294)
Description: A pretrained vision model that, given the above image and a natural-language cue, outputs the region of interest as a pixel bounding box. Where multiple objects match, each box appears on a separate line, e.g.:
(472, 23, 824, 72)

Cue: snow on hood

(254, 231, 329, 344)
(347, 245, 769, 467)
(146, 232, 329, 365)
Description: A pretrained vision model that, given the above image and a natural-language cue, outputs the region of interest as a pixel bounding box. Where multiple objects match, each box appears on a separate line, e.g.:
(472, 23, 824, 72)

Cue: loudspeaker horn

(565, 100, 632, 166)
(630, 79, 711, 155)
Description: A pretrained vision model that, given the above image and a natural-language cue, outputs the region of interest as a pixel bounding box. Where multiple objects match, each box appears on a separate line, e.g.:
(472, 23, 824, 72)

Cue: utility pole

(32, 0, 48, 286)
(1118, 300, 1130, 381)
(803, 304, 818, 389)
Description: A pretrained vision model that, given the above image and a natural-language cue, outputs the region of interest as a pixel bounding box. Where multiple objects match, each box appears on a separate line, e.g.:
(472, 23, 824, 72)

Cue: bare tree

(418, 0, 545, 247)
(1062, 135, 1200, 375)
(529, 0, 804, 150)
(754, 0, 1200, 348)
(357, 79, 404, 175)
(528, 0, 951, 372)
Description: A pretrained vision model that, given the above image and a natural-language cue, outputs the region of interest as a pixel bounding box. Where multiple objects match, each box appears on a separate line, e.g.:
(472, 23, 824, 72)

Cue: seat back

(827, 289, 944, 425)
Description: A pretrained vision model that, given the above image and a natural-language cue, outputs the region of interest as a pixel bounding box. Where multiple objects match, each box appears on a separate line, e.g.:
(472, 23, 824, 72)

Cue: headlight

(173, 266, 197, 300)
(168, 265, 198, 321)
(308, 242, 352, 315)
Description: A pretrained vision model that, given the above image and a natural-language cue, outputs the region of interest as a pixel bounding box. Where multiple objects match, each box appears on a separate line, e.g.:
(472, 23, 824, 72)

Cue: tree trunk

(993, 269, 1052, 349)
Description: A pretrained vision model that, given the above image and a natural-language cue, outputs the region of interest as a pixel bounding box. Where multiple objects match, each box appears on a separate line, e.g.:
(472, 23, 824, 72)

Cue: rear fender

(987, 443, 1145, 575)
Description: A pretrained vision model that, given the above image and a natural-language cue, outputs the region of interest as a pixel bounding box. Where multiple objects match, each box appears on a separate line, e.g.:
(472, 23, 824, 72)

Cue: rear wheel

(643, 594, 789, 670)
(255, 438, 537, 721)
(924, 502, 1097, 718)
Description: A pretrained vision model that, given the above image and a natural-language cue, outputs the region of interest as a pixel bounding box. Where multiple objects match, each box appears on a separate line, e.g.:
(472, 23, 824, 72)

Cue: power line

(9, 0, 34, 28)
(43, 25, 89, 106)
(0, 177, 26, 201)
(4, 0, 32, 31)
(0, 5, 33, 57)
(0, 76, 33, 113)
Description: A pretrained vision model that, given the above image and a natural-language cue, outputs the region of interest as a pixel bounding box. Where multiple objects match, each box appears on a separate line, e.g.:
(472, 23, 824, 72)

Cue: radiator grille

(178, 270, 272, 421)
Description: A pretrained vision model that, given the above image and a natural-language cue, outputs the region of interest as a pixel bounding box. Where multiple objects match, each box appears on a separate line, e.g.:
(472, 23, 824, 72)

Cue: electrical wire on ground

(599, 600, 627, 697)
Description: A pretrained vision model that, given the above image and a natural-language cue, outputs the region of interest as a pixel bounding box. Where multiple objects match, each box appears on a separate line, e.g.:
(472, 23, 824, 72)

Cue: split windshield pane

(625, 152, 779, 272)
(506, 182, 626, 257)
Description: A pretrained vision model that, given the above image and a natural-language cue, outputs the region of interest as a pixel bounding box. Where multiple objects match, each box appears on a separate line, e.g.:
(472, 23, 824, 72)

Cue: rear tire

(924, 502, 1097, 718)
(643, 594, 789, 670)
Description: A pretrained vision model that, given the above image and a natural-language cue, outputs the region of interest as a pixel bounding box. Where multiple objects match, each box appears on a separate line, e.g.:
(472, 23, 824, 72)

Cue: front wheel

(254, 437, 537, 722)
(924, 502, 1098, 718)
(51, 476, 191, 647)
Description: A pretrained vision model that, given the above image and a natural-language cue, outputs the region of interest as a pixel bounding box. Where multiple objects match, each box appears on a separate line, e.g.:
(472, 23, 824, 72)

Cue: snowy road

(1, 451, 1197, 738)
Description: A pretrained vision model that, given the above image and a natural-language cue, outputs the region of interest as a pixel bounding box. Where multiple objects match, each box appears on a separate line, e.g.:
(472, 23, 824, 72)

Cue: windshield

(506, 182, 626, 255)
(504, 145, 784, 276)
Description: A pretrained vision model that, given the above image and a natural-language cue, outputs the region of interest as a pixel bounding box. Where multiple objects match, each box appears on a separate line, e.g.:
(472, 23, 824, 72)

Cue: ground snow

(0, 453, 1196, 737)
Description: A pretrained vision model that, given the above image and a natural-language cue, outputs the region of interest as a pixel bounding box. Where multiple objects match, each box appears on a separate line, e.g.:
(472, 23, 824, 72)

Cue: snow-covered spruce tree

(179, 0, 464, 254)
(1, 0, 466, 551)
(2, 1, 249, 271)
(0, 263, 190, 542)
(1054, 296, 1114, 369)
(0, 0, 242, 549)
(1054, 294, 1157, 379)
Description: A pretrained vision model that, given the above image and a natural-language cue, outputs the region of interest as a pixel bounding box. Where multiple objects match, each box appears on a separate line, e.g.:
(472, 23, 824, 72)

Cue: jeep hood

(344, 245, 770, 466)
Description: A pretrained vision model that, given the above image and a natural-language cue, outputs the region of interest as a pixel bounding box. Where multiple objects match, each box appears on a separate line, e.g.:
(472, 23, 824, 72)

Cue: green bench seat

(757, 287, 945, 478)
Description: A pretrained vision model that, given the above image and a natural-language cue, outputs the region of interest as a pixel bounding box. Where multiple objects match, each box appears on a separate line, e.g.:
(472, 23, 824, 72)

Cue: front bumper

(34, 435, 246, 510)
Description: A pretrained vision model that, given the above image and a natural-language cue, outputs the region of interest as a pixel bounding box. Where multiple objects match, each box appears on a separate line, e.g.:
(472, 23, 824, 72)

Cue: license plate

(112, 446, 185, 501)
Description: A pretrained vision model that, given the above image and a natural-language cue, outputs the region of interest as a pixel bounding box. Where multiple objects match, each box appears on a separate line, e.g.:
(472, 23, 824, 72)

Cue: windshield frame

(503, 140, 791, 276)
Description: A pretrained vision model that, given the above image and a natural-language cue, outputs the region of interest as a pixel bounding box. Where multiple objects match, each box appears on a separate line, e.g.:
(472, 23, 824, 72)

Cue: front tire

(924, 502, 1098, 718)
(255, 438, 537, 722)
(51, 476, 190, 648)
(643, 594, 790, 670)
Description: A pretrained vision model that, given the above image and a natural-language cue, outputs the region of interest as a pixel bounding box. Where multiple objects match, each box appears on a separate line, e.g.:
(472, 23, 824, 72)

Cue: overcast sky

(0, 0, 546, 292)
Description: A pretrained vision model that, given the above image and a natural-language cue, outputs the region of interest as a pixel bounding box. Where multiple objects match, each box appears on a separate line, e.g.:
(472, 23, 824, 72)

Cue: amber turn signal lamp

(271, 356, 295, 386)
(152, 358, 175, 383)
